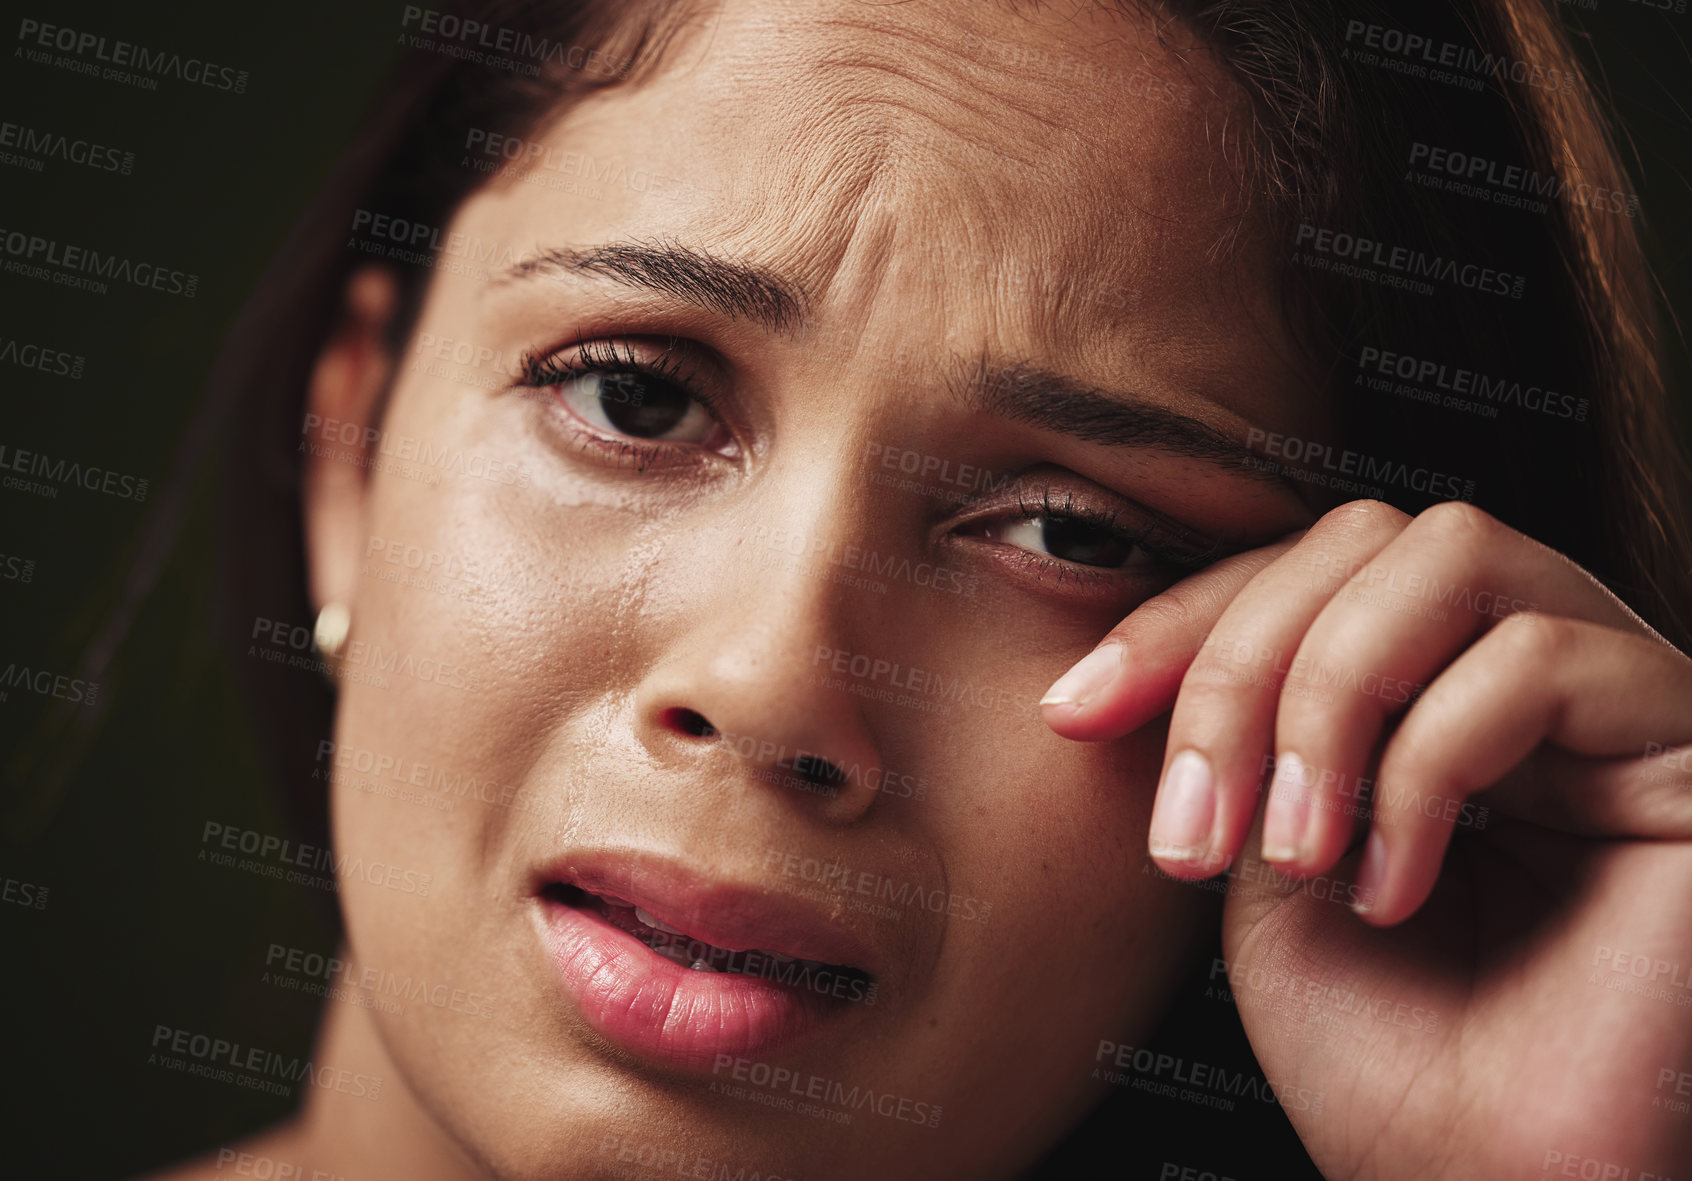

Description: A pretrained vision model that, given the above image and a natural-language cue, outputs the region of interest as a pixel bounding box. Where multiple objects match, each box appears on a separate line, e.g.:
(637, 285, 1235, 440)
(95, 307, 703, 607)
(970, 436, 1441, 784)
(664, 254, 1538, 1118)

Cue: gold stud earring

(313, 601, 351, 682)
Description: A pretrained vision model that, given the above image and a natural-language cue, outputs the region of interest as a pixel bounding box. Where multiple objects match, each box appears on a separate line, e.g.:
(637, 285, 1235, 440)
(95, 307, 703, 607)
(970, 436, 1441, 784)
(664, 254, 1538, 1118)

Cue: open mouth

(544, 882, 876, 999)
(534, 856, 884, 1063)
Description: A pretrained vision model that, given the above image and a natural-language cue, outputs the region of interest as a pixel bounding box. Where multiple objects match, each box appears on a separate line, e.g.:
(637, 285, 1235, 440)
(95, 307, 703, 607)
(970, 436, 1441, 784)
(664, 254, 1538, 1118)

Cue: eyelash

(989, 486, 1223, 585)
(514, 336, 727, 467)
(512, 336, 1224, 589)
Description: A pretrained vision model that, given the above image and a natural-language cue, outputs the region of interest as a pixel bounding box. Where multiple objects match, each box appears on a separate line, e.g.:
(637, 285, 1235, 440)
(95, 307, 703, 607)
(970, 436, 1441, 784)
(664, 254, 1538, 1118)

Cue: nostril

(662, 707, 717, 739)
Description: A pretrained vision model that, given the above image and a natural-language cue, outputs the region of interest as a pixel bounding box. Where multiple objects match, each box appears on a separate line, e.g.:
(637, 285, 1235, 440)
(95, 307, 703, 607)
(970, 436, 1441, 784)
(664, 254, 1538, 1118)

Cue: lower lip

(538, 898, 840, 1066)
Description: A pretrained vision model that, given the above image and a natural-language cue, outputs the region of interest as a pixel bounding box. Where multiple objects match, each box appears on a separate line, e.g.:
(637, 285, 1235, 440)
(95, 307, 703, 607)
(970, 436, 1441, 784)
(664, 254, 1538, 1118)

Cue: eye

(516, 337, 736, 460)
(969, 508, 1158, 571)
(955, 484, 1220, 583)
(557, 370, 717, 444)
(986, 514, 1138, 568)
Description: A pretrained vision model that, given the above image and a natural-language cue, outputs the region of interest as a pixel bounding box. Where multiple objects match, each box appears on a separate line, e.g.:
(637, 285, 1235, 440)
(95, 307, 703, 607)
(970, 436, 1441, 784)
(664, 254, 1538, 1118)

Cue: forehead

(463, 0, 1318, 434)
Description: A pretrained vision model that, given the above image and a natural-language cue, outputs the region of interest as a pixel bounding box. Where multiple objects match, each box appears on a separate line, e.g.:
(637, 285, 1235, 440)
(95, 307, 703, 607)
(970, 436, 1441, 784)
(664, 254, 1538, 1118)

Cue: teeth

(635, 907, 686, 935)
(603, 896, 636, 909)
(689, 959, 717, 972)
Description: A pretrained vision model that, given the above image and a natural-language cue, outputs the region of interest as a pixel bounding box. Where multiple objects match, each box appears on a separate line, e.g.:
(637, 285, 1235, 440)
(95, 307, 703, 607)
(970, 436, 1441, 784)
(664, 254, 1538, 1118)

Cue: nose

(631, 497, 893, 825)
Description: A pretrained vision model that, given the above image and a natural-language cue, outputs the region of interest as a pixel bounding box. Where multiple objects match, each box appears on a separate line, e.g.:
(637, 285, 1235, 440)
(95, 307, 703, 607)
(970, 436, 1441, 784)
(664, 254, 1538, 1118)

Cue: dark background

(1, 3, 1689, 1178)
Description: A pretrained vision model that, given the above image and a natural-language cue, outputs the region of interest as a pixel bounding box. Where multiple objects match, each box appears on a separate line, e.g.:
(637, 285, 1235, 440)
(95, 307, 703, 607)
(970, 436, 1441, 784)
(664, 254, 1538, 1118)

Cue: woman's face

(308, 1, 1326, 1176)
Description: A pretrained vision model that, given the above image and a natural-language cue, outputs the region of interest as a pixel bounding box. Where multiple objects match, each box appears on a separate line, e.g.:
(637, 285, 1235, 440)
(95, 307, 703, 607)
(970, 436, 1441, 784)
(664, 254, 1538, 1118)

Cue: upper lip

(534, 850, 881, 979)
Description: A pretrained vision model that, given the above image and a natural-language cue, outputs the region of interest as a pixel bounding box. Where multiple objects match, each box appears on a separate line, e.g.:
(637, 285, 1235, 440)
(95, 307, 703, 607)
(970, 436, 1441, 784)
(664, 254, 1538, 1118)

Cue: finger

(1039, 539, 1296, 742)
(1147, 501, 1411, 876)
(1356, 613, 1692, 926)
(1269, 500, 1661, 878)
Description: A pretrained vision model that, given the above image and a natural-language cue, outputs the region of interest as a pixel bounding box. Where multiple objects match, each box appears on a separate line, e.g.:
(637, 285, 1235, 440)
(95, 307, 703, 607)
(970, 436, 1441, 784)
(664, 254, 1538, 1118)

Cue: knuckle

(1179, 654, 1269, 706)
(1410, 499, 1502, 548)
(1490, 609, 1577, 665)
(1314, 498, 1411, 542)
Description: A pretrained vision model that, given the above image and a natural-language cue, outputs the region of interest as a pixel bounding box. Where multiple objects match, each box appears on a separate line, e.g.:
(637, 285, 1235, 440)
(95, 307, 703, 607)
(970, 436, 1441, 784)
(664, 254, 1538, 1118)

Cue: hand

(1042, 499, 1692, 1181)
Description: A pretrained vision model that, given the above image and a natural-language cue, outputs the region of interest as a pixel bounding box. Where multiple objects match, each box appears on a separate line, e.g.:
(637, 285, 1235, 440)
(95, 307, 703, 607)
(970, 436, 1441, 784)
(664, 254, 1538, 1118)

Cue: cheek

(335, 378, 661, 796)
(923, 703, 1201, 985)
(326, 369, 707, 930)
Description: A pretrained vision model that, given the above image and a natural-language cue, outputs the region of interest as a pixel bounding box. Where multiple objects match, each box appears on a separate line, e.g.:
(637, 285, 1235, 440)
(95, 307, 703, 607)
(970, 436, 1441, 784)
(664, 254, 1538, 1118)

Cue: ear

(302, 266, 400, 616)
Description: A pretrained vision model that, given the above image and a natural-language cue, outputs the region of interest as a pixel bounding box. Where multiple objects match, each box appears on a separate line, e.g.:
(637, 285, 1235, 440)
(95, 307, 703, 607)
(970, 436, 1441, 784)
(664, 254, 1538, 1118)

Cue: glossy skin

(149, 1, 1692, 1179)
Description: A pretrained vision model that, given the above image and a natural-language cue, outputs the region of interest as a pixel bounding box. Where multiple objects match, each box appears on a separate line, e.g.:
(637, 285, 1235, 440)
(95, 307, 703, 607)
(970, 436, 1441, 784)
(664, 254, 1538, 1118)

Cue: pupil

(1043, 517, 1132, 567)
(598, 374, 689, 437)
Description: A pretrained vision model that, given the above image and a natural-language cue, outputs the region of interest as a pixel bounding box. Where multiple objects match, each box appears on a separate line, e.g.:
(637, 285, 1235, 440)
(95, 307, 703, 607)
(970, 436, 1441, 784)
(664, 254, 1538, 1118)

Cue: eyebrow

(500, 240, 1301, 498)
(498, 241, 807, 334)
(957, 358, 1295, 491)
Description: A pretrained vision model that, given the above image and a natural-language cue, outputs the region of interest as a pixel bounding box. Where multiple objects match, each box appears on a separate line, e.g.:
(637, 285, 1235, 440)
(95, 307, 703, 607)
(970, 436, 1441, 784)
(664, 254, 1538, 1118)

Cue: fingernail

(1041, 643, 1124, 708)
(1260, 752, 1310, 863)
(1351, 830, 1386, 915)
(1148, 750, 1215, 862)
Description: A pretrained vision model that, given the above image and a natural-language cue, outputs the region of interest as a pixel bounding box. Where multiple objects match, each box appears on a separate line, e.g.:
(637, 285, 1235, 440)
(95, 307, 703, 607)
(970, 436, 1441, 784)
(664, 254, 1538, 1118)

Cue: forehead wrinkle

(545, 0, 1276, 374)
(804, 24, 1077, 143)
